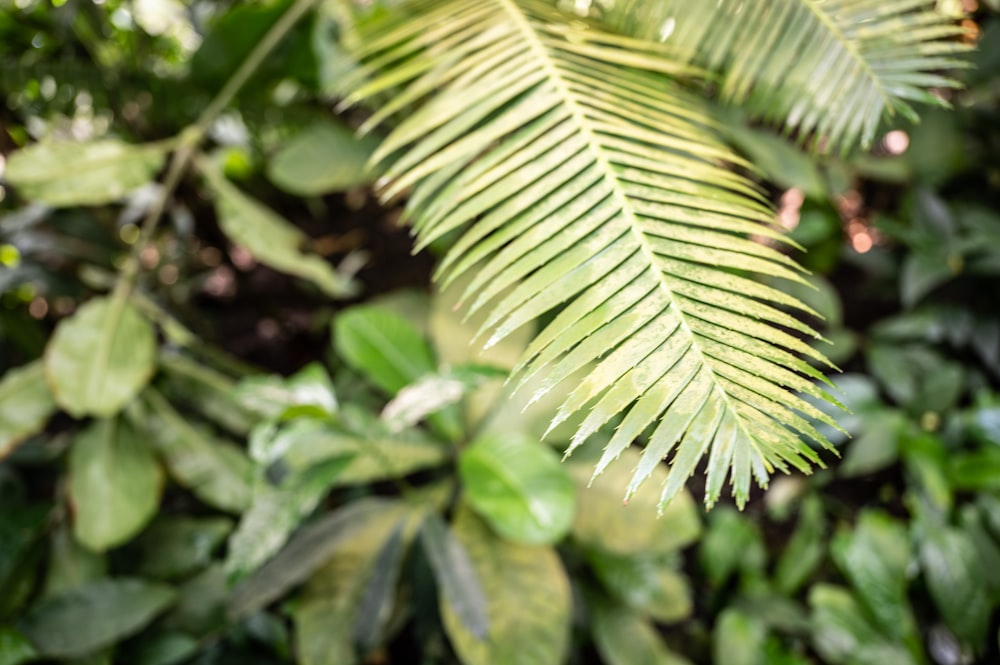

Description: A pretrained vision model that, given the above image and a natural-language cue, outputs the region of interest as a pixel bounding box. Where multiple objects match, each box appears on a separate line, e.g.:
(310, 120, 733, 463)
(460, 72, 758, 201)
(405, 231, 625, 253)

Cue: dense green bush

(1, 1, 998, 664)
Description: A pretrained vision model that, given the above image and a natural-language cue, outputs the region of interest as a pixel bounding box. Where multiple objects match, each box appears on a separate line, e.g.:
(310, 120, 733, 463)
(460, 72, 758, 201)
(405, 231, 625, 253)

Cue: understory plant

(1, 0, 995, 663)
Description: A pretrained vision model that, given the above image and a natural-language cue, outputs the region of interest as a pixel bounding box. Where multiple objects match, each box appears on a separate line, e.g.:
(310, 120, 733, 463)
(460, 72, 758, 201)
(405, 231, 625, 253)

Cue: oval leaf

(441, 507, 571, 665)
(459, 433, 575, 545)
(0, 361, 57, 459)
(5, 139, 166, 207)
(137, 389, 252, 513)
(920, 525, 991, 649)
(69, 418, 163, 552)
(45, 295, 156, 418)
(19, 578, 176, 659)
(201, 162, 356, 298)
(267, 120, 377, 195)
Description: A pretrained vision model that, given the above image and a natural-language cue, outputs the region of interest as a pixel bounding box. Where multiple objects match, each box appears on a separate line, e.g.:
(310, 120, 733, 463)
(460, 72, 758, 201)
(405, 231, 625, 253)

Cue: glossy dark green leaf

(590, 601, 692, 665)
(19, 578, 176, 659)
(136, 517, 233, 581)
(5, 139, 166, 206)
(159, 565, 227, 637)
(419, 513, 489, 640)
(831, 511, 913, 639)
(230, 498, 410, 618)
(201, 161, 357, 298)
(713, 609, 766, 665)
(0, 502, 48, 592)
(774, 494, 826, 595)
(68, 418, 164, 552)
(920, 524, 990, 649)
(42, 525, 106, 599)
(440, 506, 571, 665)
(459, 433, 575, 545)
(570, 449, 701, 556)
(0, 626, 37, 665)
(267, 120, 377, 195)
(808, 585, 916, 665)
(133, 632, 198, 665)
(950, 447, 1000, 492)
(45, 296, 157, 418)
(0, 361, 56, 460)
(138, 389, 253, 513)
(334, 305, 437, 396)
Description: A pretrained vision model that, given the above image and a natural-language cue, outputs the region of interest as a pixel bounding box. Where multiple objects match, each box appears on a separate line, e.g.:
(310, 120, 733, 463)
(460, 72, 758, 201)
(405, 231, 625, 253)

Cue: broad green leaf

(200, 161, 356, 298)
(774, 494, 825, 595)
(225, 452, 354, 577)
(570, 448, 701, 556)
(419, 513, 490, 639)
(68, 418, 163, 552)
(334, 305, 437, 395)
(292, 502, 415, 665)
(713, 609, 766, 665)
(590, 601, 692, 665)
(831, 511, 913, 640)
(230, 498, 411, 619)
(19, 578, 176, 659)
(45, 296, 157, 418)
(0, 361, 56, 459)
(721, 116, 826, 199)
(0, 626, 38, 665)
(900, 432, 952, 515)
(950, 447, 1000, 492)
(137, 389, 252, 513)
(267, 119, 377, 195)
(919, 524, 990, 649)
(585, 550, 691, 624)
(459, 433, 575, 545)
(4, 139, 166, 206)
(808, 585, 916, 665)
(135, 518, 233, 581)
(159, 565, 227, 637)
(866, 344, 965, 415)
(700, 507, 765, 588)
(440, 506, 571, 665)
(839, 410, 905, 478)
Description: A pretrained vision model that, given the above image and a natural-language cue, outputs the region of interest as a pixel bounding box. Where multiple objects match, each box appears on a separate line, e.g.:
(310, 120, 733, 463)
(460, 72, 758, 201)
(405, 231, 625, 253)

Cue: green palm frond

(594, 0, 970, 151)
(343, 0, 845, 509)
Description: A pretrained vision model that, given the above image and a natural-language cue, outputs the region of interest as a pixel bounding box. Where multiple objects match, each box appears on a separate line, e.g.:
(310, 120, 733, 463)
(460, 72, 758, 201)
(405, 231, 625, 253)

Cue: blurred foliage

(0, 1, 998, 665)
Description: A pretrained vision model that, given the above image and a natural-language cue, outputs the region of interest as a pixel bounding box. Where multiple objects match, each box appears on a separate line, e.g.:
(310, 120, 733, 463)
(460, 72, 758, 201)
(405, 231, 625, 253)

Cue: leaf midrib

(498, 0, 757, 461)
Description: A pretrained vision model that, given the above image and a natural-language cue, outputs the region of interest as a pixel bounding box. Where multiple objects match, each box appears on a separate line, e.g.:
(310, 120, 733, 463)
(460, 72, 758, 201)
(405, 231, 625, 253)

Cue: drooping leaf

(4, 139, 167, 206)
(229, 498, 411, 618)
(419, 512, 490, 640)
(68, 418, 164, 552)
(18, 578, 176, 659)
(200, 160, 357, 298)
(44, 295, 157, 418)
(346, 0, 842, 508)
(291, 502, 415, 665)
(136, 389, 253, 513)
(459, 432, 575, 545)
(589, 600, 693, 665)
(267, 119, 378, 195)
(440, 506, 571, 665)
(830, 510, 914, 639)
(597, 0, 969, 152)
(569, 448, 701, 555)
(135, 517, 234, 581)
(0, 361, 57, 460)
